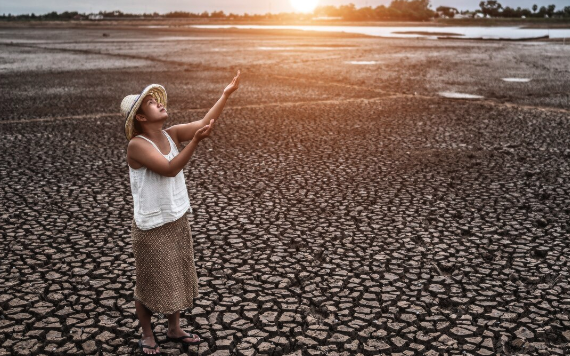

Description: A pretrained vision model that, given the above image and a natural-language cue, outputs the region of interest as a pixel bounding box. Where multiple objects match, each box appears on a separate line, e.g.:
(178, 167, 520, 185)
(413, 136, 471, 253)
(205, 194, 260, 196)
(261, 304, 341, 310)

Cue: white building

(88, 13, 103, 20)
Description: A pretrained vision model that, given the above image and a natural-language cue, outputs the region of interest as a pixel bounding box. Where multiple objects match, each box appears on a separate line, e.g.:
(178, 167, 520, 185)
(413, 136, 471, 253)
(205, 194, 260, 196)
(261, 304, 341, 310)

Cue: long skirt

(131, 213, 199, 314)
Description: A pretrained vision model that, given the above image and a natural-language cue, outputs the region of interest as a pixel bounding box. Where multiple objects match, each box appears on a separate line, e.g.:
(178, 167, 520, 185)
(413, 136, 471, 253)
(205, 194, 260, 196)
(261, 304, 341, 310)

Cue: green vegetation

(2, 0, 570, 22)
(478, 0, 569, 18)
(313, 0, 434, 21)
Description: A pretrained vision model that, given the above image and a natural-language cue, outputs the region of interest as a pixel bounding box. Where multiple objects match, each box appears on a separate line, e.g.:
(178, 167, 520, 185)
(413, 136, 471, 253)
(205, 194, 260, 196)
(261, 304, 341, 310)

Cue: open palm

(223, 70, 241, 97)
(194, 119, 215, 141)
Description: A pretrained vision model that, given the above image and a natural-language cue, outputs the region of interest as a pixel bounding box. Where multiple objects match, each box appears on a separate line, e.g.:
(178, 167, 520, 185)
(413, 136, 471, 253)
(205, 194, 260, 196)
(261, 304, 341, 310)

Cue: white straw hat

(120, 84, 167, 141)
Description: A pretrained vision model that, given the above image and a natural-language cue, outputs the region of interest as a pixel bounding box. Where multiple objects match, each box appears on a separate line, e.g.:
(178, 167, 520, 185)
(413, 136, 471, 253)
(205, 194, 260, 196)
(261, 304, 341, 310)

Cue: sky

(1, 0, 567, 16)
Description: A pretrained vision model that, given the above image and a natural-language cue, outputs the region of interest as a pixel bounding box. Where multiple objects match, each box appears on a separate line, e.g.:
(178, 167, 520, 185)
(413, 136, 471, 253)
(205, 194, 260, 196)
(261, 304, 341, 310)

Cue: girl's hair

(134, 105, 144, 135)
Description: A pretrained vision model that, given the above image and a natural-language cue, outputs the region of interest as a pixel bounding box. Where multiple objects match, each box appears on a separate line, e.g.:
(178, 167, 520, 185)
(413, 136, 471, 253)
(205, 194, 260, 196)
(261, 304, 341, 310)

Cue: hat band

(127, 94, 142, 119)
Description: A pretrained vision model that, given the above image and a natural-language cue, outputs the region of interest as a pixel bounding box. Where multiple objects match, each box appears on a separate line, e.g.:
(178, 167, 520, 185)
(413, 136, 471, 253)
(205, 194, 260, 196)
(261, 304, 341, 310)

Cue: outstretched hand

(223, 70, 241, 97)
(193, 119, 216, 142)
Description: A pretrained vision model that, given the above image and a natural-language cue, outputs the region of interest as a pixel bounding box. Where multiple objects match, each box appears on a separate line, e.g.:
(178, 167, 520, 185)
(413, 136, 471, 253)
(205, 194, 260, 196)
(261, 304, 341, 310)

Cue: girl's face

(136, 94, 168, 123)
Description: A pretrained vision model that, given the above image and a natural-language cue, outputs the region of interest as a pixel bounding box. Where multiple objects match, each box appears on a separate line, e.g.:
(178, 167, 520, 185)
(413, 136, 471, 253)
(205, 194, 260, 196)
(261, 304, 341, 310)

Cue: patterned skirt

(131, 213, 199, 314)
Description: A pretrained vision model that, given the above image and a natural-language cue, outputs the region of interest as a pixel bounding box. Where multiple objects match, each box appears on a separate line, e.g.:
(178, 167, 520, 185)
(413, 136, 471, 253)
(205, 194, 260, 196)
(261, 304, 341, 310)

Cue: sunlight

(289, 0, 319, 13)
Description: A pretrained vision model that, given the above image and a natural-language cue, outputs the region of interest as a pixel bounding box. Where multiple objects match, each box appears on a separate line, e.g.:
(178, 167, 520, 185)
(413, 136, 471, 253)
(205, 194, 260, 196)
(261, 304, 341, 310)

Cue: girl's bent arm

(128, 122, 213, 177)
(128, 138, 200, 177)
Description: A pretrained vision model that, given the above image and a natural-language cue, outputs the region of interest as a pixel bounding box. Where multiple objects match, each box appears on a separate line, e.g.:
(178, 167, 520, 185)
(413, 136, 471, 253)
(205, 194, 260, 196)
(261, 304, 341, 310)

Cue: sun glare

(289, 0, 319, 13)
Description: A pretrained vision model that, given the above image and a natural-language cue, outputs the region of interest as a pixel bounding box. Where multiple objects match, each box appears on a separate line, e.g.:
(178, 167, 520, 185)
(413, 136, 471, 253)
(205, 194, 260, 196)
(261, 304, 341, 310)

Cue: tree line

(477, 1, 569, 18)
(2, 0, 570, 21)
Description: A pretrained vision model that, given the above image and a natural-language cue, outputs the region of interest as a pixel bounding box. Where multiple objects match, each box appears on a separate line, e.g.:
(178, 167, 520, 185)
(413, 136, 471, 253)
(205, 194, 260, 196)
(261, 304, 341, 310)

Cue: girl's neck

(141, 128, 164, 139)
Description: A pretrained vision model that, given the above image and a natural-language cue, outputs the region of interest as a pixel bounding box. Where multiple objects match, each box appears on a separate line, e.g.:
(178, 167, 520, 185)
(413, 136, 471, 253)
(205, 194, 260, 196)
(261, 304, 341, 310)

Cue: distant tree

(353, 6, 375, 20)
(374, 5, 389, 19)
(59, 11, 79, 19)
(313, 5, 343, 17)
(165, 12, 202, 18)
(210, 10, 225, 18)
(532, 4, 537, 13)
(502, 6, 515, 17)
(338, 3, 357, 20)
(390, 0, 434, 21)
(316, 1, 433, 21)
(521, 8, 532, 17)
(538, 6, 547, 16)
(546, 4, 556, 17)
(479, 0, 503, 17)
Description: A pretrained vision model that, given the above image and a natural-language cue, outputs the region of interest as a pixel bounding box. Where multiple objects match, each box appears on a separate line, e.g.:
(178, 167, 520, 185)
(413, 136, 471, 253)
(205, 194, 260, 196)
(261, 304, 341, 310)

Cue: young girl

(120, 71, 241, 355)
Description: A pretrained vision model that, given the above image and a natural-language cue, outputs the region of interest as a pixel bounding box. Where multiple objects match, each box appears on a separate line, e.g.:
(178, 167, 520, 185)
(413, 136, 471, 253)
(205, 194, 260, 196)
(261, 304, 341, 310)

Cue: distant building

(88, 13, 103, 20)
(436, 6, 459, 18)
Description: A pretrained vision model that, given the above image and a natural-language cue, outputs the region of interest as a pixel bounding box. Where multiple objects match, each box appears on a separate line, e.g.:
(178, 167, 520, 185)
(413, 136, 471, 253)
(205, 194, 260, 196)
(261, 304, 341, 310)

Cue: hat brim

(124, 84, 167, 141)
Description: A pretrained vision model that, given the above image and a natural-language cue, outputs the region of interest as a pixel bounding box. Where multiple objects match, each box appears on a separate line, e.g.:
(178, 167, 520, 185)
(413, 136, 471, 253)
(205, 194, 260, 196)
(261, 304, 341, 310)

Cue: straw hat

(120, 84, 167, 141)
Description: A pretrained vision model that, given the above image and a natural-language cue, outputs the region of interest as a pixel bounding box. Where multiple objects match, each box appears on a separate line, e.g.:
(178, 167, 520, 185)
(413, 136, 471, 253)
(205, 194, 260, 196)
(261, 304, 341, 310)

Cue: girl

(120, 71, 241, 354)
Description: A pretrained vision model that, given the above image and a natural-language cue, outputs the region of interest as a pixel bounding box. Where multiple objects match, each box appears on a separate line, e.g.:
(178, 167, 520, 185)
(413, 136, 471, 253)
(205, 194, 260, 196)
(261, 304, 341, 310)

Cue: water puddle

(438, 92, 484, 99)
(346, 61, 379, 65)
(257, 46, 297, 50)
(256, 46, 338, 50)
(186, 25, 570, 40)
(502, 78, 532, 82)
(392, 31, 465, 37)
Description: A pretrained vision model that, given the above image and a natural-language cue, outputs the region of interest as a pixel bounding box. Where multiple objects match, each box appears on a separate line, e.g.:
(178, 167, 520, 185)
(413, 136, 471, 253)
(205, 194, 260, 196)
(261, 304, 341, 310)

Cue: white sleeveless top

(129, 130, 191, 230)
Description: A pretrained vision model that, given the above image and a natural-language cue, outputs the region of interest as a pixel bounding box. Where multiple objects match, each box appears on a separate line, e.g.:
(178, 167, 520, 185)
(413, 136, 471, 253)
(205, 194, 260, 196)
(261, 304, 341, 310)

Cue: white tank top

(128, 130, 191, 230)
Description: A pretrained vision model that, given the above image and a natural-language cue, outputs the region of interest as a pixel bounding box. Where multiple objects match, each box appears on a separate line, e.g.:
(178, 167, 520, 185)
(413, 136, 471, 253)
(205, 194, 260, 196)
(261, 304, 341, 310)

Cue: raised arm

(167, 70, 241, 143)
(128, 120, 215, 177)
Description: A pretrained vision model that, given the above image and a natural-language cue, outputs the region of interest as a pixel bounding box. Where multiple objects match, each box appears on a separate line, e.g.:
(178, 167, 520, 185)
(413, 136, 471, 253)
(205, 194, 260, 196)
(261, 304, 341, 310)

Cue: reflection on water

(439, 92, 484, 99)
(187, 24, 570, 40)
(502, 78, 532, 82)
(257, 46, 297, 50)
(346, 61, 379, 65)
(256, 46, 339, 50)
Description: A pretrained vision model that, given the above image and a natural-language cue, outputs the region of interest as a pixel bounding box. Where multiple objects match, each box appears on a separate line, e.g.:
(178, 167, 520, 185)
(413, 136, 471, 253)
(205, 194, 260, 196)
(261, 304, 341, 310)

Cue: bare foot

(139, 333, 160, 354)
(167, 327, 201, 343)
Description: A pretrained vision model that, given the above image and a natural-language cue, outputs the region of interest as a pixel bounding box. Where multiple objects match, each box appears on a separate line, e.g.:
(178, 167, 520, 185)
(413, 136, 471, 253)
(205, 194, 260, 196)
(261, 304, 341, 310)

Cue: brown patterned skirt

(131, 213, 199, 314)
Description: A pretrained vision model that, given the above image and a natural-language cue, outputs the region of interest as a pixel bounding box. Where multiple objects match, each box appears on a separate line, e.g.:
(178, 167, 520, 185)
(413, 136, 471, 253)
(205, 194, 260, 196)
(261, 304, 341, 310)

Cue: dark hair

(134, 105, 145, 135)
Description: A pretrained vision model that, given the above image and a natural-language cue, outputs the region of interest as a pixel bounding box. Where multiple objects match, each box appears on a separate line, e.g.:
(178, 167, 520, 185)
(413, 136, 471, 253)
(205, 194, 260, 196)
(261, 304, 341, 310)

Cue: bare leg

(167, 311, 201, 343)
(135, 300, 160, 354)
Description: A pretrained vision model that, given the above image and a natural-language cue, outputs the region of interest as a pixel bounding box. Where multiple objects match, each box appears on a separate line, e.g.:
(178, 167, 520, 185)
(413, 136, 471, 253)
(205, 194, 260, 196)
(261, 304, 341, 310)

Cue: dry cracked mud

(0, 21, 569, 356)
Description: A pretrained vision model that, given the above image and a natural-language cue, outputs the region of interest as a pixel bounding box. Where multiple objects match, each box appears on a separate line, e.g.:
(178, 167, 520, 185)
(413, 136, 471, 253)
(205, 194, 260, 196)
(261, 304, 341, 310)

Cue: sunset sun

(289, 0, 319, 13)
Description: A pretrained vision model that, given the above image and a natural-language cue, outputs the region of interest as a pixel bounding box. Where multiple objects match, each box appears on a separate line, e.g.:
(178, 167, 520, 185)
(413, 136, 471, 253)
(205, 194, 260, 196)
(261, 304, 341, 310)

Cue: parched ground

(0, 22, 569, 356)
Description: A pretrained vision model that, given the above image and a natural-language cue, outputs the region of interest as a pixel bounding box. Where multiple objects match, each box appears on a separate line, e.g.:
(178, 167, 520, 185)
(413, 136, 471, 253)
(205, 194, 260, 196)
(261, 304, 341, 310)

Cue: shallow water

(502, 78, 532, 82)
(346, 61, 379, 65)
(256, 46, 338, 50)
(438, 91, 484, 99)
(184, 25, 570, 40)
(256, 46, 297, 50)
